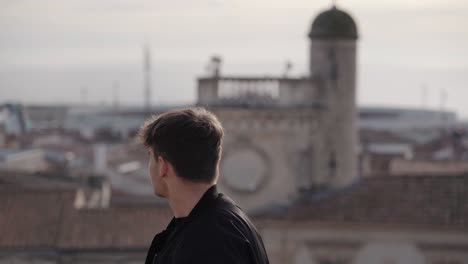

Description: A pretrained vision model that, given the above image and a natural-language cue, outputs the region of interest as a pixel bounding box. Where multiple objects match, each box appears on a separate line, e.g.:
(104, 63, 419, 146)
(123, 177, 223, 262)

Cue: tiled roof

(0, 188, 75, 248)
(0, 187, 172, 250)
(2, 172, 467, 250)
(58, 206, 172, 249)
(253, 175, 468, 230)
(0, 170, 78, 189)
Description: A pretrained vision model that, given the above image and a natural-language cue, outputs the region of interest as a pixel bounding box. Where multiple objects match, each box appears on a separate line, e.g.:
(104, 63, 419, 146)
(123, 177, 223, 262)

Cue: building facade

(198, 6, 359, 210)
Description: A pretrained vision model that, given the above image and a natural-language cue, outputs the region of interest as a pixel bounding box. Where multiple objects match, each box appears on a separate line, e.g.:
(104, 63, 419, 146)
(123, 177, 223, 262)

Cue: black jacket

(145, 185, 270, 264)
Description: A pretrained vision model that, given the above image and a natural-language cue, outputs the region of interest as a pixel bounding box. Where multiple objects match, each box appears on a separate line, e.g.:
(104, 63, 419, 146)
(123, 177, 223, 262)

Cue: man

(139, 107, 269, 264)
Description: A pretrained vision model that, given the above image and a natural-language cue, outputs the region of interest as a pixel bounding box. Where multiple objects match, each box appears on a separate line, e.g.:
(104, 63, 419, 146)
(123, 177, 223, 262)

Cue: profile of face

(148, 148, 169, 198)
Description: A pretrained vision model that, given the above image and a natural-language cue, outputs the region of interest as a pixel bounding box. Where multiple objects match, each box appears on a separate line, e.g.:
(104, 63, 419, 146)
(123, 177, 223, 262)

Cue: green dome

(308, 6, 358, 40)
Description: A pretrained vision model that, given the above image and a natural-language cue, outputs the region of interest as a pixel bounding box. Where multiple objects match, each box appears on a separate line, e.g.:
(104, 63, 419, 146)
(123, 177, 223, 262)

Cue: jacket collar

(167, 185, 219, 227)
(187, 184, 219, 219)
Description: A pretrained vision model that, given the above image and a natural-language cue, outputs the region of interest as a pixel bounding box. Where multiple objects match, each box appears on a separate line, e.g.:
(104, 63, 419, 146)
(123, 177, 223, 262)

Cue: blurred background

(1, 0, 467, 263)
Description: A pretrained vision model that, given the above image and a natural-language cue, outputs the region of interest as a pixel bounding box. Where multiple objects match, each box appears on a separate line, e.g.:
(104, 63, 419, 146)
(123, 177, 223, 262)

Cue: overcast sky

(1, 0, 468, 118)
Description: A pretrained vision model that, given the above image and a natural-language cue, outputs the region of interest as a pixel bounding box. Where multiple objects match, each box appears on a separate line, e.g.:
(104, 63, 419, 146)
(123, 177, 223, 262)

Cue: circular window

(221, 147, 269, 193)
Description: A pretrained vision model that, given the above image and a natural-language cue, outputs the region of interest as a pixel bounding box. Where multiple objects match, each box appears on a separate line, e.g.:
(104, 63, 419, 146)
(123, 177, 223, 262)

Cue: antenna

(421, 84, 427, 109)
(213, 55, 222, 77)
(81, 87, 88, 105)
(283, 60, 293, 77)
(113, 81, 119, 109)
(207, 55, 222, 78)
(143, 44, 152, 112)
(440, 88, 448, 129)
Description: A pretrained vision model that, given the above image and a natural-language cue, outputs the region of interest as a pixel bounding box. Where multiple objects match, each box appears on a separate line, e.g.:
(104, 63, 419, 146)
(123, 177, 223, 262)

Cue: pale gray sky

(1, 0, 468, 118)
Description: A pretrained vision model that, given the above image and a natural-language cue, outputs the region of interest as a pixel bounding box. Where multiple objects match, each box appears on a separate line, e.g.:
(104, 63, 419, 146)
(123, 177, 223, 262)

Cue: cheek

(152, 162, 156, 173)
(148, 159, 156, 178)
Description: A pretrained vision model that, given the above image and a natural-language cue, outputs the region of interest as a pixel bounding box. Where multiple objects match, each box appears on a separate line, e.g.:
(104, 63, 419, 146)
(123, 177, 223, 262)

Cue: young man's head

(138, 107, 224, 197)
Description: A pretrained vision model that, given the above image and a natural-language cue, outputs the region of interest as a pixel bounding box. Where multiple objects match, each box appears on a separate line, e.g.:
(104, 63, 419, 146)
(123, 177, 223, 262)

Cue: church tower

(143, 45, 152, 112)
(308, 6, 359, 187)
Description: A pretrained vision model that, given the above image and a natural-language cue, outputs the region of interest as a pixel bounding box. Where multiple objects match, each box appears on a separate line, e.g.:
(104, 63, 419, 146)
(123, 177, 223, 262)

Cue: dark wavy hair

(138, 107, 224, 183)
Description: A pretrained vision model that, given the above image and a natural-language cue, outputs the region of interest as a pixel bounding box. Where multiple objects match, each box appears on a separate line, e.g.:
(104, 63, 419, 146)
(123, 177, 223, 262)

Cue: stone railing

(198, 76, 318, 107)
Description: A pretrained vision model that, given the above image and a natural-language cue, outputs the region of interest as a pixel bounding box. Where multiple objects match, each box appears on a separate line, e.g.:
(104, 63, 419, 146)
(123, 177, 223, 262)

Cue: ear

(158, 156, 169, 178)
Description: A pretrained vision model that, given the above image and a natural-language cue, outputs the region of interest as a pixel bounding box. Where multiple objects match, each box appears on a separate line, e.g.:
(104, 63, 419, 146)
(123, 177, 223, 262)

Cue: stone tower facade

(308, 6, 359, 187)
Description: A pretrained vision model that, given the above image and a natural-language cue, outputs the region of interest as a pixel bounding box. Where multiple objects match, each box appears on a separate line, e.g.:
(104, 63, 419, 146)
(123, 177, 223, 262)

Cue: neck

(167, 182, 214, 218)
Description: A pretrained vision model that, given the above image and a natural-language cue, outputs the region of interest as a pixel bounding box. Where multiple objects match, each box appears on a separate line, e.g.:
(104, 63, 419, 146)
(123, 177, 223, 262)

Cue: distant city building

(359, 106, 458, 144)
(143, 45, 153, 111)
(63, 106, 150, 140)
(0, 148, 47, 172)
(25, 105, 68, 130)
(198, 5, 359, 210)
(359, 106, 457, 131)
(0, 103, 29, 135)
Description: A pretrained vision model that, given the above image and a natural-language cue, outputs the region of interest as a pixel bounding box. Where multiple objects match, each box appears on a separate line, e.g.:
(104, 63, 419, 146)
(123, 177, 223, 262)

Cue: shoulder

(174, 195, 257, 263)
(187, 195, 253, 243)
(210, 193, 258, 239)
(176, 218, 253, 264)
